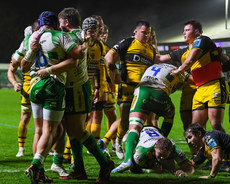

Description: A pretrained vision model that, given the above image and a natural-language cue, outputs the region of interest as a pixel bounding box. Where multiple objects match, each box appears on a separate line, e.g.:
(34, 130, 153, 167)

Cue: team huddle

(7, 6, 230, 184)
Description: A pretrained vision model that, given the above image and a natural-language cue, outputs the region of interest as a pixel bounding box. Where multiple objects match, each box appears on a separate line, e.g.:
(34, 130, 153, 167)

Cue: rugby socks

(53, 153, 64, 166)
(81, 132, 109, 167)
(18, 121, 28, 147)
(124, 130, 139, 162)
(91, 123, 101, 141)
(161, 121, 173, 137)
(31, 153, 45, 174)
(116, 122, 127, 142)
(63, 137, 71, 160)
(69, 138, 85, 174)
(103, 132, 113, 145)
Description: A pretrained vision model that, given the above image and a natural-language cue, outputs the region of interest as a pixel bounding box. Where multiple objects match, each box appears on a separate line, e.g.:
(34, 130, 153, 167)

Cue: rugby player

(171, 20, 229, 132)
(130, 126, 194, 177)
(185, 123, 230, 178)
(112, 63, 190, 173)
(105, 20, 156, 159)
(21, 11, 87, 183)
(58, 8, 114, 182)
(7, 21, 39, 157)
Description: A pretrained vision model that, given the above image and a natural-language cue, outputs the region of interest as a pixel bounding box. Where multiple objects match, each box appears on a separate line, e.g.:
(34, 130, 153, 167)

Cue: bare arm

(210, 148, 222, 177)
(155, 54, 171, 64)
(7, 59, 22, 92)
(199, 148, 222, 179)
(36, 58, 77, 78)
(105, 49, 121, 84)
(171, 48, 202, 76)
(178, 160, 195, 175)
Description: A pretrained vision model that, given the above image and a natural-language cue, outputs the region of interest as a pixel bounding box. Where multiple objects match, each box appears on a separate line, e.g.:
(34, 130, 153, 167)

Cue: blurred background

(0, 0, 229, 86)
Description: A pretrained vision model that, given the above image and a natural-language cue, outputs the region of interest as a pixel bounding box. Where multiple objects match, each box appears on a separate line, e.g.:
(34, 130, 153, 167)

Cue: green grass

(1, 89, 230, 183)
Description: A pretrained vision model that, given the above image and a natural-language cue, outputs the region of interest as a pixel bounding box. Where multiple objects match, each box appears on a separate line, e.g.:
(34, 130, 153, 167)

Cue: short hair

(184, 123, 206, 137)
(184, 20, 203, 34)
(58, 7, 81, 27)
(135, 20, 150, 28)
(155, 138, 173, 152)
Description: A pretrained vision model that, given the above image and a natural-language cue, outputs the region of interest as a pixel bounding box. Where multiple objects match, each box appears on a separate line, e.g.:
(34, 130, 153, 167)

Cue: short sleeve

(61, 32, 77, 53)
(12, 40, 26, 62)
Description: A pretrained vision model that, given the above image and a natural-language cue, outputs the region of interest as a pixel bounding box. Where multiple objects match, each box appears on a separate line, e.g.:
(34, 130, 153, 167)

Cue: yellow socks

(18, 122, 28, 147)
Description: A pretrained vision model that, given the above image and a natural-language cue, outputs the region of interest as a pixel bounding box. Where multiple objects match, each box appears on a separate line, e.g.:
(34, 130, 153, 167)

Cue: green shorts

(65, 80, 92, 114)
(130, 86, 174, 116)
(30, 77, 65, 111)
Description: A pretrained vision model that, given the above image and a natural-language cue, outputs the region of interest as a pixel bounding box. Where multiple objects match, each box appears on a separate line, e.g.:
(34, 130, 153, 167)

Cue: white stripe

(0, 123, 34, 130)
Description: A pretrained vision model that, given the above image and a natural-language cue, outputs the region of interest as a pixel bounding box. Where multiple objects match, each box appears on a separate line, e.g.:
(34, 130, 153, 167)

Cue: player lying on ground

(116, 126, 195, 177)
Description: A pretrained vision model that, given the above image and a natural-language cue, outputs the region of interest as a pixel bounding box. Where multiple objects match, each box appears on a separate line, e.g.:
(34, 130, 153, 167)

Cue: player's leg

(17, 82, 32, 157)
(51, 123, 69, 179)
(208, 108, 225, 132)
(17, 111, 31, 157)
(91, 100, 107, 141)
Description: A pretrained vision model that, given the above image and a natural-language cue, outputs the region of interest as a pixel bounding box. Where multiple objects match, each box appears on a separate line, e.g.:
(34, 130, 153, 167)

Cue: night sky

(0, 0, 226, 63)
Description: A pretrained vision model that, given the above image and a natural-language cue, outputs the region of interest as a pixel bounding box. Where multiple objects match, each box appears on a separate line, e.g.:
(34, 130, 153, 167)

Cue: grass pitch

(1, 89, 230, 183)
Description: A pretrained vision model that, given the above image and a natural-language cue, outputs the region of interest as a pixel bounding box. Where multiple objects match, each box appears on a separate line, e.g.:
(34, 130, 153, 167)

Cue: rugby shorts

(117, 83, 136, 104)
(192, 78, 229, 110)
(65, 80, 92, 114)
(130, 86, 174, 116)
(180, 82, 197, 112)
(30, 76, 65, 111)
(21, 80, 32, 112)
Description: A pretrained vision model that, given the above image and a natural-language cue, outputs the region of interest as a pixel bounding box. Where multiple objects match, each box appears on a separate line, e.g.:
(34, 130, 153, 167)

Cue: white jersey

(136, 126, 164, 149)
(12, 34, 30, 63)
(65, 29, 89, 87)
(140, 63, 186, 95)
(29, 30, 77, 85)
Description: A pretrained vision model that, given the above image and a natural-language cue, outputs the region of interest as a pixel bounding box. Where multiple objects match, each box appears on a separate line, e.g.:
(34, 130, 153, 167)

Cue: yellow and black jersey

(23, 72, 31, 84)
(169, 46, 190, 65)
(102, 41, 110, 54)
(112, 36, 156, 85)
(192, 130, 230, 166)
(88, 40, 103, 80)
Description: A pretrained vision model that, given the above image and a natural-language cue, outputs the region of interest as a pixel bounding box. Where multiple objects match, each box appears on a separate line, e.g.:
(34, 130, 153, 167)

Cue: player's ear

(195, 29, 200, 36)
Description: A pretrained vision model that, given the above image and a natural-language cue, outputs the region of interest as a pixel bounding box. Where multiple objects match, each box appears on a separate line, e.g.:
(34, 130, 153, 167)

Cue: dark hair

(155, 138, 172, 152)
(184, 123, 206, 137)
(184, 20, 203, 34)
(136, 20, 150, 28)
(58, 7, 81, 27)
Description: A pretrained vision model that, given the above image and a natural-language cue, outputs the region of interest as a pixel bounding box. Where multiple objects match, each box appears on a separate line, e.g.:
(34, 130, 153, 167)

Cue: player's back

(140, 63, 185, 95)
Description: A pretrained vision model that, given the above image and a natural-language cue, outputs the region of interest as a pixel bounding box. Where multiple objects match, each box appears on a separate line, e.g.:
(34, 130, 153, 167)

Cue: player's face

(185, 132, 202, 149)
(135, 25, 151, 43)
(100, 29, 108, 43)
(183, 24, 196, 44)
(86, 29, 98, 42)
(59, 18, 69, 32)
(155, 147, 171, 162)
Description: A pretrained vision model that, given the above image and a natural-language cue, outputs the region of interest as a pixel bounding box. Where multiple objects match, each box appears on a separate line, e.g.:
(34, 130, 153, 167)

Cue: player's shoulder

(192, 35, 212, 48)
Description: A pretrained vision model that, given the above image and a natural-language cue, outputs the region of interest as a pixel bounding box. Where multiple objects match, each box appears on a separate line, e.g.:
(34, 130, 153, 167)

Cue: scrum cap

(38, 11, 59, 29)
(82, 17, 98, 31)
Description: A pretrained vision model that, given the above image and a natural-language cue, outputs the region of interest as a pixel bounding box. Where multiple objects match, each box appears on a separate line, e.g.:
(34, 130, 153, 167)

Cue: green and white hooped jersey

(139, 63, 185, 95)
(29, 30, 77, 85)
(66, 29, 88, 87)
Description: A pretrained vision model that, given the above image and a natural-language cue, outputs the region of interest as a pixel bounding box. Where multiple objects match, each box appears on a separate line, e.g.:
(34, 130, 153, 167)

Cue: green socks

(124, 130, 139, 162)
